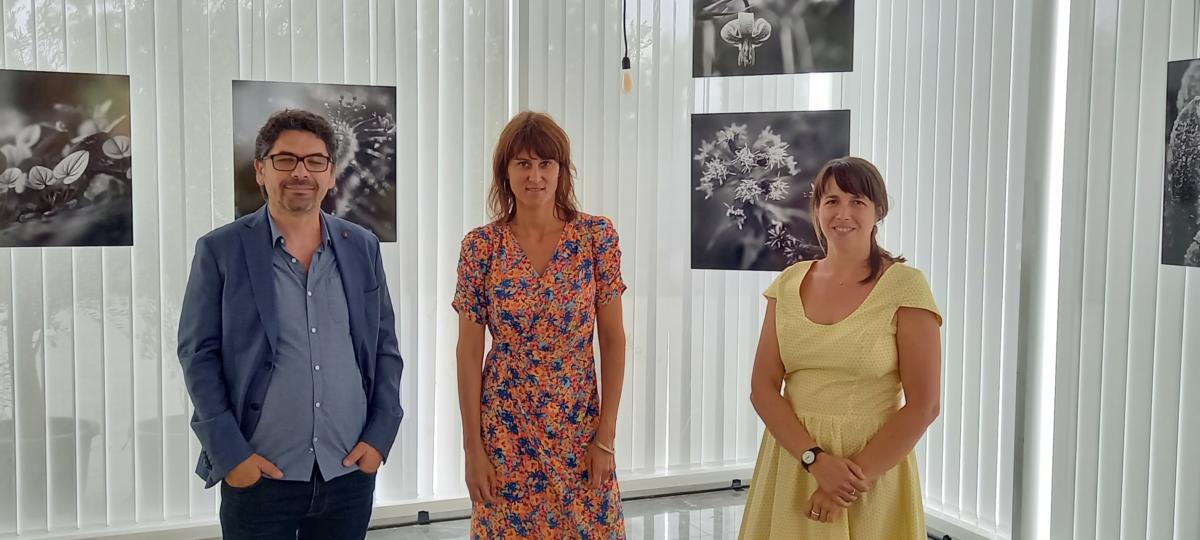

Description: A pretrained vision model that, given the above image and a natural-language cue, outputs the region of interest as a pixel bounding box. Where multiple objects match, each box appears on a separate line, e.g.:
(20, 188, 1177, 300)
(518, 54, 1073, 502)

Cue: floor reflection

(368, 490, 749, 540)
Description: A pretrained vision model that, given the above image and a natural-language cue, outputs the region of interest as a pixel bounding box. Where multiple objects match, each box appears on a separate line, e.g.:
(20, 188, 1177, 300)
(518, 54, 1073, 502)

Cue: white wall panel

(1041, 1, 1200, 539)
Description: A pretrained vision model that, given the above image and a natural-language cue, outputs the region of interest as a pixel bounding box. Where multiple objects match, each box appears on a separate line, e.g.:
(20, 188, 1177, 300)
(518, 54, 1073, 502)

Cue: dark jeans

(219, 467, 376, 540)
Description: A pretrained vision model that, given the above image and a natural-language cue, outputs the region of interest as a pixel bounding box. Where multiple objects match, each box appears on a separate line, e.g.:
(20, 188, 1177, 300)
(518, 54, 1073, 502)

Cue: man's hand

(343, 441, 384, 473)
(225, 454, 284, 488)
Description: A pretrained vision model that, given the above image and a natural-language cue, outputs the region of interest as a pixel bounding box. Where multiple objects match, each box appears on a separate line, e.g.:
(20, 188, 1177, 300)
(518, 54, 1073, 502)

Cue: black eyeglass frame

(261, 152, 334, 173)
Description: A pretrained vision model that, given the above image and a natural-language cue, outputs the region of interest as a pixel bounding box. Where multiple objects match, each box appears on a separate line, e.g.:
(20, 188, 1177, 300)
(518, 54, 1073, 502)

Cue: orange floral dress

(453, 213, 627, 539)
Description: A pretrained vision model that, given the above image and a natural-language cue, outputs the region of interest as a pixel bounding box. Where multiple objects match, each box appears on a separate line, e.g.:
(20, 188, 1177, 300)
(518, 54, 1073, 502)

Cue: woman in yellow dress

(739, 157, 943, 539)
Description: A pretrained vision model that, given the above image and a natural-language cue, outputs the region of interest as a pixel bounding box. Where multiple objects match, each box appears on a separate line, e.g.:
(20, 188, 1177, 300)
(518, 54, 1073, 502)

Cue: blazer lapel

(328, 217, 367, 359)
(241, 206, 279, 352)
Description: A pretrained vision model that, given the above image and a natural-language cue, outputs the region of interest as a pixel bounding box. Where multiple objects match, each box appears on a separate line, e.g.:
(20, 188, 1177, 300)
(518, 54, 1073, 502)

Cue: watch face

(802, 450, 815, 464)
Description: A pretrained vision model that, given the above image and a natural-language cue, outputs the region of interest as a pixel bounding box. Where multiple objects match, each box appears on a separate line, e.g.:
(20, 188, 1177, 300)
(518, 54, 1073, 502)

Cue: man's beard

(278, 180, 319, 212)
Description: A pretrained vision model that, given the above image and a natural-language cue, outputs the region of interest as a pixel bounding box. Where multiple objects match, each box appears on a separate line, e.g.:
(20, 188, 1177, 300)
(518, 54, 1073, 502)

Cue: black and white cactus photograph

(0, 69, 132, 247)
(233, 80, 398, 242)
(1164, 58, 1200, 268)
(693, 0, 854, 78)
(691, 109, 850, 271)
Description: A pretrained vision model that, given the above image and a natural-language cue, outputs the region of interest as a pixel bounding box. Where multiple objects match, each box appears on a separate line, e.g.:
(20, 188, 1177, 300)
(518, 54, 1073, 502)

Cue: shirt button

(315, 402, 321, 408)
(312, 437, 318, 443)
(309, 447, 314, 453)
(314, 365, 321, 371)
(311, 327, 317, 334)
(307, 291, 312, 297)
(291, 257, 298, 263)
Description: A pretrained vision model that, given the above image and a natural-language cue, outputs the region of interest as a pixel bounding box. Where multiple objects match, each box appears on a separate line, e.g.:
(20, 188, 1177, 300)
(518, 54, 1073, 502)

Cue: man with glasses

(178, 109, 403, 539)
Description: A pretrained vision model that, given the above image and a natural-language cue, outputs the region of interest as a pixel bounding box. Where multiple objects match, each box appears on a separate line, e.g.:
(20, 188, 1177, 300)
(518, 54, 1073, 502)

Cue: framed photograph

(1164, 58, 1200, 267)
(693, 0, 854, 78)
(232, 80, 397, 242)
(0, 69, 132, 247)
(691, 109, 850, 271)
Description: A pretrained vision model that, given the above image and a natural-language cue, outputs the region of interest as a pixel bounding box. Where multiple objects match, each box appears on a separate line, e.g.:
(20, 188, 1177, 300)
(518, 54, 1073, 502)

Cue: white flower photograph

(232, 80, 397, 242)
(691, 109, 850, 271)
(0, 69, 132, 247)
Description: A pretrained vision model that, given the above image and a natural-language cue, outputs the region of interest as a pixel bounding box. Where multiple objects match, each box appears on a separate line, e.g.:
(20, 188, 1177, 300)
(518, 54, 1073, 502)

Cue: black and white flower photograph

(0, 69, 132, 247)
(232, 80, 397, 242)
(691, 109, 850, 271)
(1164, 58, 1200, 268)
(693, 0, 854, 78)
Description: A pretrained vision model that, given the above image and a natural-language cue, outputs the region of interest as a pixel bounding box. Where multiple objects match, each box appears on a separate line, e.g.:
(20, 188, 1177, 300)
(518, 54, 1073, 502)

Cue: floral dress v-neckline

(502, 219, 572, 279)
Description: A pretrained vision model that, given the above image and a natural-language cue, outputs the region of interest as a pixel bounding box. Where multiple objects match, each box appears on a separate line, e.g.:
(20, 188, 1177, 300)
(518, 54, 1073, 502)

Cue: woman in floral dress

(453, 111, 627, 539)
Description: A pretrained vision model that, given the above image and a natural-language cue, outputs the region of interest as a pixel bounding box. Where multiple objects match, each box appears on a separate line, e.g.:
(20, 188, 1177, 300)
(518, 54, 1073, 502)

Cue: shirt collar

(267, 210, 333, 250)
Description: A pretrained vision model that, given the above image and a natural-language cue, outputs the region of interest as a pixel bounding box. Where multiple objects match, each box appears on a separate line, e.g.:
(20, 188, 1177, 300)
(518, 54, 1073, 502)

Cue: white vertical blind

(834, 2, 1029, 536)
(814, 0, 1029, 535)
(0, 0, 511, 536)
(1043, 0, 1200, 539)
(518, 0, 783, 478)
(525, 1, 1029, 538)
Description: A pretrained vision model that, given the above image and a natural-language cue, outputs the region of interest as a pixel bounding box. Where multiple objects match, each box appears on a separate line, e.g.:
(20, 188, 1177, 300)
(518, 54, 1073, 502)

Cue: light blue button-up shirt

(248, 212, 367, 481)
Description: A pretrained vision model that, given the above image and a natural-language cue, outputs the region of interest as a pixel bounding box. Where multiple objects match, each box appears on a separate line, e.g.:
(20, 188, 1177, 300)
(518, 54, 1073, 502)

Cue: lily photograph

(693, 0, 854, 77)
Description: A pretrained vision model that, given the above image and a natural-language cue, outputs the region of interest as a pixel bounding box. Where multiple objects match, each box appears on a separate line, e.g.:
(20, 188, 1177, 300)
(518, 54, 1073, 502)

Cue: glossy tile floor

(367, 489, 749, 539)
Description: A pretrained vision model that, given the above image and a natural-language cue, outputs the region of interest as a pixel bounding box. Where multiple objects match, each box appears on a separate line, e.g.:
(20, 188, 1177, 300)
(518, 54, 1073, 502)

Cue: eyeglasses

(263, 153, 332, 173)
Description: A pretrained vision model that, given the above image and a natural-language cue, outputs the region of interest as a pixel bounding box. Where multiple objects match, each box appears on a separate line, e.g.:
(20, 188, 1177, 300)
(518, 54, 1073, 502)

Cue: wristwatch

(801, 447, 824, 471)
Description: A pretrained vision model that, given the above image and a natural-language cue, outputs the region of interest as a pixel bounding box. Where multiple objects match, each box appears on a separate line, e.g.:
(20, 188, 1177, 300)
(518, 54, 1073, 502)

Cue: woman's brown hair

(488, 111, 581, 223)
(810, 156, 905, 283)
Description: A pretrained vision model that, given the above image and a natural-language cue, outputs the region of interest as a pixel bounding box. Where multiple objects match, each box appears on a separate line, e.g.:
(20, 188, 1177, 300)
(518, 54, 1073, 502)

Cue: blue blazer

(177, 206, 404, 488)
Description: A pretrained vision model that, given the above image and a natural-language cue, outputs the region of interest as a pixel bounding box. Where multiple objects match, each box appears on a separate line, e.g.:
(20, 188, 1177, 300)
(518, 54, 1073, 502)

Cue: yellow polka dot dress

(739, 261, 942, 540)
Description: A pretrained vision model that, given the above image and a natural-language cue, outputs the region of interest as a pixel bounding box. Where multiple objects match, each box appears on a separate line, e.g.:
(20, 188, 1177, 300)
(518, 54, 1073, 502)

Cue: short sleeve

(895, 267, 943, 327)
(452, 228, 492, 324)
(763, 270, 786, 299)
(764, 261, 806, 299)
(592, 216, 627, 308)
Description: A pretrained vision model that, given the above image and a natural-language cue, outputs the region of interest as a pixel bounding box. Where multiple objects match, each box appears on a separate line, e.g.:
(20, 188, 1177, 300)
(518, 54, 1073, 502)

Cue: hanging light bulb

(622, 57, 633, 94)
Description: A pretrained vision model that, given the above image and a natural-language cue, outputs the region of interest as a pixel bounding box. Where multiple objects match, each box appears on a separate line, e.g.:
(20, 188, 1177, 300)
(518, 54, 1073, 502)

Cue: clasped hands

(805, 453, 875, 524)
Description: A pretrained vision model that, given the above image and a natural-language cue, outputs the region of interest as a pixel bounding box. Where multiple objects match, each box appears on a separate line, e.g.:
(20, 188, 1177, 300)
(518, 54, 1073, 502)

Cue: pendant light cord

(621, 0, 631, 71)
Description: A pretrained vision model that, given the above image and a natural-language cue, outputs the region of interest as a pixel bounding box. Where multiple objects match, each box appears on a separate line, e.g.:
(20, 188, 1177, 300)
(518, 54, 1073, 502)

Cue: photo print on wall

(0, 69, 132, 247)
(691, 109, 850, 271)
(232, 80, 398, 242)
(693, 0, 854, 78)
(1164, 58, 1200, 268)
